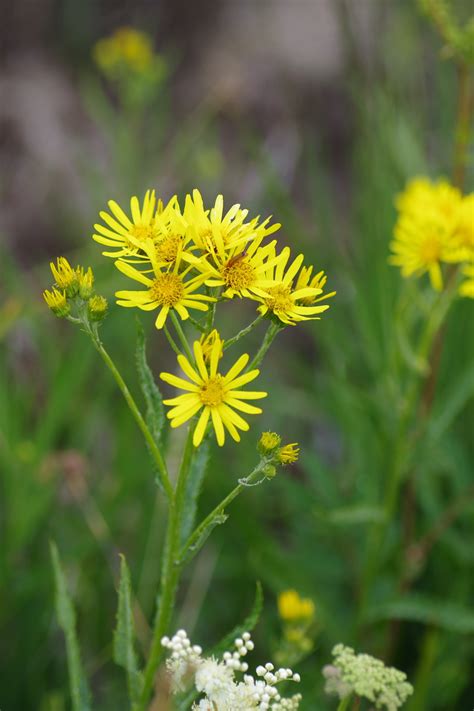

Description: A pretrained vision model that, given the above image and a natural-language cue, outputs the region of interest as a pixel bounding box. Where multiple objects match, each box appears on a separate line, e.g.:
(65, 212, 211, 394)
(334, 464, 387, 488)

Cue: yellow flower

(160, 337, 267, 446)
(88, 295, 108, 321)
(278, 590, 315, 622)
(199, 329, 224, 363)
(278, 443, 299, 464)
(78, 267, 94, 299)
(50, 257, 79, 296)
(256, 248, 332, 325)
(43, 288, 70, 317)
(389, 211, 454, 290)
(396, 177, 462, 221)
(459, 262, 474, 299)
(115, 249, 215, 329)
(445, 194, 474, 263)
(93, 27, 154, 74)
(184, 189, 280, 256)
(93, 190, 161, 258)
(294, 266, 336, 306)
(258, 431, 282, 454)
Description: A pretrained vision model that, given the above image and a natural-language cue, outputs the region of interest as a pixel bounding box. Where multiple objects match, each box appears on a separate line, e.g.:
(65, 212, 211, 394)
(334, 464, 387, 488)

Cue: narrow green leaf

(367, 594, 474, 634)
(315, 505, 385, 525)
(177, 582, 263, 711)
(179, 438, 210, 545)
(178, 512, 228, 566)
(135, 319, 165, 447)
(429, 364, 474, 440)
(113, 555, 143, 704)
(50, 542, 92, 711)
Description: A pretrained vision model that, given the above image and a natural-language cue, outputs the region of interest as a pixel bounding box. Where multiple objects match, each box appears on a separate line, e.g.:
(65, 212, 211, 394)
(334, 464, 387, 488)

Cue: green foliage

(135, 319, 166, 449)
(50, 543, 92, 711)
(113, 555, 143, 704)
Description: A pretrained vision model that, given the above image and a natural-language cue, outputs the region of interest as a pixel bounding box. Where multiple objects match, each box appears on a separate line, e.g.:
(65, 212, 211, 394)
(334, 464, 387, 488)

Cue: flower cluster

(389, 177, 473, 295)
(93, 189, 334, 328)
(162, 629, 302, 710)
(275, 590, 315, 665)
(323, 644, 413, 711)
(277, 590, 314, 622)
(90, 188, 333, 446)
(93, 27, 165, 80)
(43, 258, 108, 323)
(258, 433, 300, 466)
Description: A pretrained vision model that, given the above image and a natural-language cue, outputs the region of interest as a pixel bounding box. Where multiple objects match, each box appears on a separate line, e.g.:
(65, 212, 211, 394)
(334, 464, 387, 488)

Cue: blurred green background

(1, 1, 473, 709)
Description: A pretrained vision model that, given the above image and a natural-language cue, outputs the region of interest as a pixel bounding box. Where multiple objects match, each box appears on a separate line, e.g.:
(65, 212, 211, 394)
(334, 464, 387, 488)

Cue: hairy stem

(171, 311, 194, 363)
(248, 322, 283, 370)
(136, 427, 195, 710)
(224, 315, 264, 350)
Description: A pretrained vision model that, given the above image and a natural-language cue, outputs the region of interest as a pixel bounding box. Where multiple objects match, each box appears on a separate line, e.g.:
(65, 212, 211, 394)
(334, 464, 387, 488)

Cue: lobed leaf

(50, 542, 92, 711)
(113, 555, 143, 704)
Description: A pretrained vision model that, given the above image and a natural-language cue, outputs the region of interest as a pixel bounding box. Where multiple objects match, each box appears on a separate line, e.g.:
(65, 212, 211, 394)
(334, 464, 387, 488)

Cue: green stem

(163, 324, 182, 357)
(337, 695, 353, 711)
(136, 427, 195, 711)
(224, 315, 263, 350)
(88, 327, 172, 500)
(188, 315, 206, 334)
(171, 311, 194, 363)
(180, 461, 267, 560)
(248, 322, 283, 370)
(205, 292, 218, 334)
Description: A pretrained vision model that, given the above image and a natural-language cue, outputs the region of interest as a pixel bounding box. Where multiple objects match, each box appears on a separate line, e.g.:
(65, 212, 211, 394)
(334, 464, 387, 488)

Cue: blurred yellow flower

(390, 177, 473, 292)
(93, 27, 154, 74)
(459, 262, 474, 298)
(278, 590, 315, 622)
(160, 338, 267, 446)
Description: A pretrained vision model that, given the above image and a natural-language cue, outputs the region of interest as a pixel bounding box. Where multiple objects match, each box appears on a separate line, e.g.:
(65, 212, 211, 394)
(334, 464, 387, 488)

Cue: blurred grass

(1, 1, 473, 709)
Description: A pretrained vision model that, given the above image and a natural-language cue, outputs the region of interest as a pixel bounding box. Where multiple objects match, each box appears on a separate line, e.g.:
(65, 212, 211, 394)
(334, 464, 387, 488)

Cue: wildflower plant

(323, 645, 414, 711)
(44, 189, 333, 709)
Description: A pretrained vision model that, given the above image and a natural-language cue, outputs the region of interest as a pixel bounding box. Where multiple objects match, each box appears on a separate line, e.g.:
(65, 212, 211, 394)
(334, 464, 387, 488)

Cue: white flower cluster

(161, 629, 302, 710)
(323, 644, 414, 711)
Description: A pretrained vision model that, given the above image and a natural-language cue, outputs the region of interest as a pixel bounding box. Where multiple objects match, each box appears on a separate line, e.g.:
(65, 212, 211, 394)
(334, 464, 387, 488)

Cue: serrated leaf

(179, 438, 210, 545)
(367, 594, 474, 634)
(50, 542, 92, 711)
(113, 555, 143, 704)
(135, 319, 165, 447)
(178, 513, 228, 566)
(177, 582, 263, 711)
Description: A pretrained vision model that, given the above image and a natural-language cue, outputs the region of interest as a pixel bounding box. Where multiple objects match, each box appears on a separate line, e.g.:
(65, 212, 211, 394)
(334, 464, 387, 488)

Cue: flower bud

(43, 288, 70, 318)
(78, 267, 94, 299)
(258, 431, 281, 455)
(87, 295, 108, 322)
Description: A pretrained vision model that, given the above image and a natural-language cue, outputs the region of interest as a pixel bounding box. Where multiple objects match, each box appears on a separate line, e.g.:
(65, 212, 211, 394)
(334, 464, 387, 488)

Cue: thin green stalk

(163, 324, 182, 357)
(171, 311, 194, 363)
(205, 292, 217, 333)
(180, 461, 267, 560)
(188, 315, 206, 334)
(87, 328, 172, 500)
(337, 695, 353, 711)
(224, 315, 263, 350)
(248, 322, 283, 370)
(136, 427, 195, 711)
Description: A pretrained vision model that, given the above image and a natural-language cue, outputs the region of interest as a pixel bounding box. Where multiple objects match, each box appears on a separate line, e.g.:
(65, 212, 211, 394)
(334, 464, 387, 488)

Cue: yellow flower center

(199, 375, 225, 406)
(156, 234, 182, 263)
(420, 236, 441, 264)
(150, 273, 184, 306)
(265, 285, 293, 312)
(223, 257, 256, 291)
(128, 224, 160, 245)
